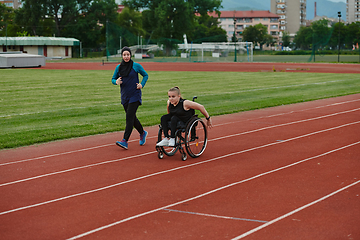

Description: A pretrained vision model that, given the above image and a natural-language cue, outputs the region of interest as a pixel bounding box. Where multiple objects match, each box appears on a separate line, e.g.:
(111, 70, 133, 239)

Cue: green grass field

(1, 69, 360, 149)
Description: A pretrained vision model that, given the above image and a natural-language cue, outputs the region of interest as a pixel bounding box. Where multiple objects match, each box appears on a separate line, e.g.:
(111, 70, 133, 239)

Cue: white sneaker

(168, 138, 175, 147)
(156, 138, 170, 146)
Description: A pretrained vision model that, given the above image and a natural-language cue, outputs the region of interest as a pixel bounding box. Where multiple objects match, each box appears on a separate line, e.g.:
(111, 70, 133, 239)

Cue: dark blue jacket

(111, 62, 148, 105)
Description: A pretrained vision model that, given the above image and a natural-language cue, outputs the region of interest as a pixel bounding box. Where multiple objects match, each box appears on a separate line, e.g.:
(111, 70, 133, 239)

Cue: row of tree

(239, 19, 360, 51)
(2, 1, 359, 53)
(0, 0, 119, 48)
(0, 0, 227, 52)
(293, 19, 360, 50)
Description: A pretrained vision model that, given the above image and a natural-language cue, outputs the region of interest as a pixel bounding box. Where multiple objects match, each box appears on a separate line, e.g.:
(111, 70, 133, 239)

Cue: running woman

(111, 46, 148, 149)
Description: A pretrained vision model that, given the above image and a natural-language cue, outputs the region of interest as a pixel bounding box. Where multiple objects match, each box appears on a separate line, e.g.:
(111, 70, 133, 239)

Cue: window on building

(271, 25, 278, 29)
(254, 18, 260, 21)
(271, 31, 278, 35)
(263, 18, 268, 21)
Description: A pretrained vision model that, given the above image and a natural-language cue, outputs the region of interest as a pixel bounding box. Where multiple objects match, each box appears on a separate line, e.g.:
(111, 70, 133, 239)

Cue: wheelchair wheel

(184, 117, 207, 158)
(158, 126, 178, 156)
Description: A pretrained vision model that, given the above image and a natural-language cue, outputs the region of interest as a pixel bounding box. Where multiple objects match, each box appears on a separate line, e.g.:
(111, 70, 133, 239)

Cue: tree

(345, 22, 360, 49)
(263, 34, 276, 48)
(0, 3, 18, 37)
(62, 0, 118, 48)
(293, 26, 313, 50)
(13, 0, 45, 36)
(189, 14, 227, 43)
(123, 0, 222, 54)
(282, 31, 290, 47)
(311, 19, 332, 50)
(241, 23, 268, 49)
(294, 19, 334, 50)
(13, 0, 118, 48)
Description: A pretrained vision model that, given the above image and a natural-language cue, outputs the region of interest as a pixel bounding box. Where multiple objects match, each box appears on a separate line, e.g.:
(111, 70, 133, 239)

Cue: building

(0, 37, 80, 58)
(209, 11, 280, 42)
(270, 0, 307, 36)
(0, 0, 22, 9)
(306, 15, 345, 27)
(347, 0, 360, 23)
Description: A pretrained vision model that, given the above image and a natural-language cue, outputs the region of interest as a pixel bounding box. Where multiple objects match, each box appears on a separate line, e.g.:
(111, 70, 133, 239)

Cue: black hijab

(119, 46, 133, 77)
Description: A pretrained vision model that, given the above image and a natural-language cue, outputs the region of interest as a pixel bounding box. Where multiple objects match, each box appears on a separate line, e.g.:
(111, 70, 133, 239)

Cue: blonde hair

(168, 86, 180, 96)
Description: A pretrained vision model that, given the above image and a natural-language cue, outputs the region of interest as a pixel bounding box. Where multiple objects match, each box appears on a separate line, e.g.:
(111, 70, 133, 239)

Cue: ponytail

(169, 86, 180, 96)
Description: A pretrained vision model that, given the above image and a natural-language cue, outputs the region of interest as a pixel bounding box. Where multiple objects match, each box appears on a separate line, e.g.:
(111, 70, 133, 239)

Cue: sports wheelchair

(155, 97, 208, 161)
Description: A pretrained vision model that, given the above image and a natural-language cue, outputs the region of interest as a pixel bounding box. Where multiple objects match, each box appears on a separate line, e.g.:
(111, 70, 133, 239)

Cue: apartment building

(0, 0, 22, 9)
(347, 0, 360, 23)
(209, 11, 280, 42)
(270, 0, 307, 36)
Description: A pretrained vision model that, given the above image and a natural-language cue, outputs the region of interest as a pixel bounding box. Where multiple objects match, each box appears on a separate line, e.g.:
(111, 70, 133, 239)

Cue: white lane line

(231, 180, 360, 240)
(0, 151, 156, 187)
(163, 209, 268, 223)
(0, 135, 158, 167)
(211, 108, 360, 142)
(1, 98, 359, 166)
(215, 98, 360, 127)
(66, 141, 360, 240)
(1, 122, 359, 217)
(1, 114, 359, 187)
(1, 103, 359, 169)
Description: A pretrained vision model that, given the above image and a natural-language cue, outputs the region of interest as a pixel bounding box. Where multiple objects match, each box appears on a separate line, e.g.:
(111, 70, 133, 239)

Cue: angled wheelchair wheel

(184, 117, 207, 158)
(158, 126, 179, 156)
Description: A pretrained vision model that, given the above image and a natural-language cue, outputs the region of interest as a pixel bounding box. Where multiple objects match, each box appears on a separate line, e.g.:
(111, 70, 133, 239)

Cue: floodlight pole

(5, 23, 8, 51)
(234, 17, 237, 62)
(338, 11, 341, 63)
(120, 36, 122, 55)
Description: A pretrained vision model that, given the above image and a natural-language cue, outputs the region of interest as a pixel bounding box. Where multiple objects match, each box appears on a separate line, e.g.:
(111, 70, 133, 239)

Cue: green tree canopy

(282, 31, 290, 47)
(123, 0, 222, 54)
(13, 0, 118, 48)
(189, 14, 227, 43)
(242, 23, 271, 49)
(293, 18, 360, 51)
(345, 22, 360, 47)
(0, 3, 18, 37)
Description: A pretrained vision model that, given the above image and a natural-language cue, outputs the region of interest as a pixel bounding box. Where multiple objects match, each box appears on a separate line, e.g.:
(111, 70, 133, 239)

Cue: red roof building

(208, 10, 280, 42)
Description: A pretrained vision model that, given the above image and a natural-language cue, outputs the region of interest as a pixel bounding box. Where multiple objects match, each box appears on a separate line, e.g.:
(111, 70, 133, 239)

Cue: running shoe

(156, 138, 170, 146)
(168, 138, 175, 147)
(139, 131, 148, 146)
(116, 139, 128, 150)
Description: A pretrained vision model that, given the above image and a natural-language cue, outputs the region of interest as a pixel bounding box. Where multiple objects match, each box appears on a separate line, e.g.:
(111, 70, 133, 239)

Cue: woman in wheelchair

(156, 86, 212, 147)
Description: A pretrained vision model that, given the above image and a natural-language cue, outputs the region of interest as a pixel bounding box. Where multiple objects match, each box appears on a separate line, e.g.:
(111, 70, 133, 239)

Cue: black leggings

(161, 114, 183, 138)
(123, 101, 144, 141)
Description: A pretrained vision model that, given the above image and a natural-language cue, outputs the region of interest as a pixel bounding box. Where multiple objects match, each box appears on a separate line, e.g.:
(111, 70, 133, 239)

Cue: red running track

(40, 62, 360, 74)
(0, 94, 359, 239)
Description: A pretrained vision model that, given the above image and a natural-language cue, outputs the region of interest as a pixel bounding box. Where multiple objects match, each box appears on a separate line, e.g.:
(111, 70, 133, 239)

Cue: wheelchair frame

(156, 114, 208, 161)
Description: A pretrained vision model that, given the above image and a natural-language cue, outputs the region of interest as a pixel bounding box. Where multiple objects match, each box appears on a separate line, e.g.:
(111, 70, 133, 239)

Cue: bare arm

(184, 100, 212, 128)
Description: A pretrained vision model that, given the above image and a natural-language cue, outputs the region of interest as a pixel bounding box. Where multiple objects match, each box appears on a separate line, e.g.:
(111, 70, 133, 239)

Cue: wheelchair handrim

(185, 118, 207, 158)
